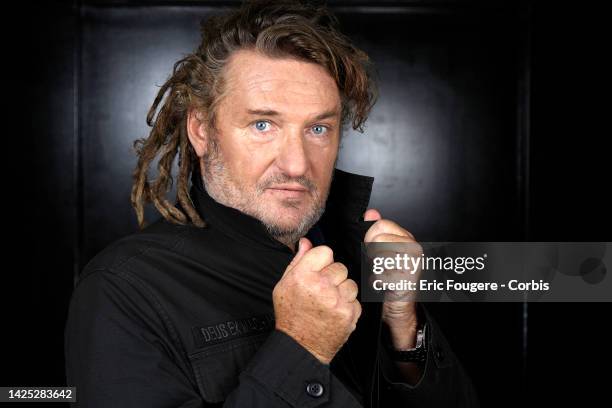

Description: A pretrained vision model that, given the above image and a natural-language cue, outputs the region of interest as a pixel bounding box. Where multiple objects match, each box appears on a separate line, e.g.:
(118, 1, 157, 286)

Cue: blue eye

(312, 125, 328, 136)
(254, 120, 271, 132)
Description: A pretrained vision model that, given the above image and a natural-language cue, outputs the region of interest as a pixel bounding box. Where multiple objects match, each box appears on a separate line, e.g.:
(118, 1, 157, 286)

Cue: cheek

(306, 144, 338, 183)
(224, 136, 276, 183)
(309, 139, 338, 166)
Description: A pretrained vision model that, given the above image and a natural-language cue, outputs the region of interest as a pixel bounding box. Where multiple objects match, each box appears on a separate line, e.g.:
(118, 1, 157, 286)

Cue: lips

(267, 184, 308, 192)
(266, 185, 309, 198)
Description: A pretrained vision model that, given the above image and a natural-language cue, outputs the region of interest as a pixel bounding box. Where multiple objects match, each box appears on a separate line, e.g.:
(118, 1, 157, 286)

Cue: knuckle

(313, 275, 330, 293)
(332, 261, 347, 270)
(318, 245, 334, 260)
(377, 219, 395, 232)
(325, 292, 340, 309)
(339, 282, 355, 300)
(331, 262, 348, 277)
(370, 219, 416, 240)
(380, 219, 394, 227)
(345, 278, 358, 292)
(354, 301, 362, 317)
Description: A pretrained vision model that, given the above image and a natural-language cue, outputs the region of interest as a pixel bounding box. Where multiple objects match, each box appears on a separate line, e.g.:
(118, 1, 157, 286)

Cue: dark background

(5, 0, 610, 407)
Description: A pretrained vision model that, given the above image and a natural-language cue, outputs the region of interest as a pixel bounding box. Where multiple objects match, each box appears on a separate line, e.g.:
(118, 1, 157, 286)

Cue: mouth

(266, 185, 309, 199)
(268, 184, 308, 192)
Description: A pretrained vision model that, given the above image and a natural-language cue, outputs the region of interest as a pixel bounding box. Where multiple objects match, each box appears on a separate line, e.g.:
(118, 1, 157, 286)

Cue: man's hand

(273, 238, 362, 364)
(364, 209, 420, 350)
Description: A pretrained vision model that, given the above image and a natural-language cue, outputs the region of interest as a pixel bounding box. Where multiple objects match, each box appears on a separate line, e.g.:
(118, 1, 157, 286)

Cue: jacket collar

(189, 166, 374, 253)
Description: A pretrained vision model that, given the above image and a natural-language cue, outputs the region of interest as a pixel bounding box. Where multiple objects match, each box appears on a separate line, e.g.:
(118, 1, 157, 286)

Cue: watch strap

(384, 322, 428, 364)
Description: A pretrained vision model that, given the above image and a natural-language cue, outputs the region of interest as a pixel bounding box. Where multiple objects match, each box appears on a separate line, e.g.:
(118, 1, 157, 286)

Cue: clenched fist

(273, 237, 362, 364)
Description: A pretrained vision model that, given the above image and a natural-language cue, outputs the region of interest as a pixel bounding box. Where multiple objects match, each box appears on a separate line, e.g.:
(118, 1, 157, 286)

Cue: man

(65, 1, 478, 406)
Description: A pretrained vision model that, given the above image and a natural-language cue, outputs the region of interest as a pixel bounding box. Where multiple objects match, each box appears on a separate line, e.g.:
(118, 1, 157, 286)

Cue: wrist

(383, 322, 428, 364)
(385, 319, 418, 350)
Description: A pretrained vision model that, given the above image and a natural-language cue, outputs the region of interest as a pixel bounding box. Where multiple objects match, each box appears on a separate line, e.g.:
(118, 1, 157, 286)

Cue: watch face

(415, 327, 425, 349)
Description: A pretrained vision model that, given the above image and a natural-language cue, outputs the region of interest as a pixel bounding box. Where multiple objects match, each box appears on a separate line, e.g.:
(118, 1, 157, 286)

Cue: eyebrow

(246, 108, 340, 121)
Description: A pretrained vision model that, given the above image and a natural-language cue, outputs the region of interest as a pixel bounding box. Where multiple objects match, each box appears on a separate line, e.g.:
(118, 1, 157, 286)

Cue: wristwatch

(383, 322, 428, 364)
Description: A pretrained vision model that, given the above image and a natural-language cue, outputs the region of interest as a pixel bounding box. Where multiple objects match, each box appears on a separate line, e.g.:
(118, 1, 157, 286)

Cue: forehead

(221, 49, 341, 117)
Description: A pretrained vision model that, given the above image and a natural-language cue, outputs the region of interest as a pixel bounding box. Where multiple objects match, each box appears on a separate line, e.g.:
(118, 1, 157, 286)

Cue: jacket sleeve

(376, 303, 480, 407)
(232, 329, 363, 407)
(65, 269, 363, 408)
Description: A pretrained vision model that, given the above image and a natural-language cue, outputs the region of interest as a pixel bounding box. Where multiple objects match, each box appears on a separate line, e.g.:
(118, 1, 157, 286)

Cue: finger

(366, 246, 410, 262)
(285, 237, 313, 273)
(367, 234, 423, 263)
(298, 245, 335, 273)
(365, 221, 415, 242)
(369, 233, 418, 244)
(321, 262, 348, 286)
(364, 208, 382, 221)
(337, 279, 358, 302)
(364, 219, 415, 243)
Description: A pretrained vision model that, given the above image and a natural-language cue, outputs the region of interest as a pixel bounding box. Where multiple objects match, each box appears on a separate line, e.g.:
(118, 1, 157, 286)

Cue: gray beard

(199, 135, 329, 248)
(262, 201, 326, 246)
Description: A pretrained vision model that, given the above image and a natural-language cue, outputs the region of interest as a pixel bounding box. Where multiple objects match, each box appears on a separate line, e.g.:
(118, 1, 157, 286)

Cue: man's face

(193, 49, 342, 246)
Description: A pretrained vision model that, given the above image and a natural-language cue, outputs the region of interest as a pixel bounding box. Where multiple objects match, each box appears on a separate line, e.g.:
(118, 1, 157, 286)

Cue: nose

(276, 130, 309, 178)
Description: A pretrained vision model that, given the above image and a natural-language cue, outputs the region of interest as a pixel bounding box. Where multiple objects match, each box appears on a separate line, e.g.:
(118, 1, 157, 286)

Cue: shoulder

(73, 216, 222, 313)
(68, 219, 197, 334)
(78, 217, 196, 283)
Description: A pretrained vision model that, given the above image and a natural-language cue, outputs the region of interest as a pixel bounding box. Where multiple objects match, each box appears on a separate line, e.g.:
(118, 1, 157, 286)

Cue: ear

(187, 109, 209, 157)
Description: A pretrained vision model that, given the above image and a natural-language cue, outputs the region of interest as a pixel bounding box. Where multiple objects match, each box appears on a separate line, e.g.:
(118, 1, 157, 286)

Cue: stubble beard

(199, 134, 331, 248)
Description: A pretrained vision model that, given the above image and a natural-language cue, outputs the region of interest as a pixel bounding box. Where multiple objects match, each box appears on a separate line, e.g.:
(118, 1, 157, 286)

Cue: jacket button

(306, 382, 324, 397)
(435, 347, 445, 361)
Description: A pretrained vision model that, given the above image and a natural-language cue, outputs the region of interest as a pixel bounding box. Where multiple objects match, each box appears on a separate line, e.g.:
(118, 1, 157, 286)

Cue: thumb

(286, 237, 313, 272)
(364, 208, 382, 222)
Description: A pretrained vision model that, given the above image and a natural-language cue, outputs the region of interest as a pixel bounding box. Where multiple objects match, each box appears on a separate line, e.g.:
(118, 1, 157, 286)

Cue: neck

(275, 236, 299, 254)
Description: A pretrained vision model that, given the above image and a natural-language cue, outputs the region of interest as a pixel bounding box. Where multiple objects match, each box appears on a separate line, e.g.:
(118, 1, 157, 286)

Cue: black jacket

(64, 167, 479, 407)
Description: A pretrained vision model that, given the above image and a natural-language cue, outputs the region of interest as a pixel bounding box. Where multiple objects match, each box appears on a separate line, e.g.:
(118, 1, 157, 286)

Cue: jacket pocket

(188, 331, 271, 403)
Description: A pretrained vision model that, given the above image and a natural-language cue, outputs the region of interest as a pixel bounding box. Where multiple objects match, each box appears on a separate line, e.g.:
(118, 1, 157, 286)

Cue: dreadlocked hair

(131, 0, 378, 229)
